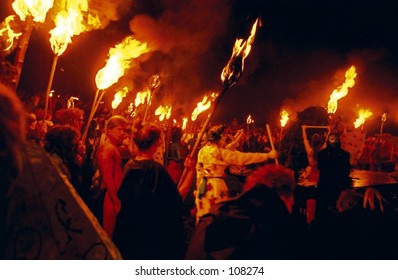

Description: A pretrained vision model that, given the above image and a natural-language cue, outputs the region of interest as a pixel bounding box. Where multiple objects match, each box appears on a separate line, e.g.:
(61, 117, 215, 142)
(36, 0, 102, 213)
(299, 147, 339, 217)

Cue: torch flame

(246, 114, 254, 124)
(134, 89, 151, 107)
(280, 109, 289, 128)
(49, 0, 102, 56)
(221, 17, 260, 87)
(191, 92, 219, 121)
(95, 36, 149, 90)
(12, 0, 54, 23)
(0, 15, 22, 51)
(155, 105, 172, 122)
(182, 117, 188, 130)
(353, 109, 372, 128)
(111, 86, 129, 109)
(327, 65, 357, 114)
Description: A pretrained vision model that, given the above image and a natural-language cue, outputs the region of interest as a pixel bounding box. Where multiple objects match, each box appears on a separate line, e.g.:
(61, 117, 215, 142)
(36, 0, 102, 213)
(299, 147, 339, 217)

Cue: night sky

(2, 0, 398, 133)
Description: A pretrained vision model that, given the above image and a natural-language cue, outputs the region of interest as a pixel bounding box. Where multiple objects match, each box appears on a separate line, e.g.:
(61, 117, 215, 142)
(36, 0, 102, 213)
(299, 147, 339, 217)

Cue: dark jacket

(185, 184, 302, 259)
(113, 159, 185, 260)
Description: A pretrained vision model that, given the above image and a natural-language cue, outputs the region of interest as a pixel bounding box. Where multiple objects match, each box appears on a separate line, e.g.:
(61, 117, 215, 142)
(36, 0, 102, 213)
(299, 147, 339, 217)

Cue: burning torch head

(222, 55, 243, 88)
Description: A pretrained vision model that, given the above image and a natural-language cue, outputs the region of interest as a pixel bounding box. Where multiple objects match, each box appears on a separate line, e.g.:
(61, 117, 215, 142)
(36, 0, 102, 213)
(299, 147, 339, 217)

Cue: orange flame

(280, 109, 289, 127)
(155, 105, 172, 121)
(0, 15, 22, 51)
(49, 0, 102, 56)
(134, 89, 151, 107)
(182, 117, 188, 130)
(95, 36, 149, 90)
(221, 17, 260, 87)
(353, 109, 372, 128)
(327, 66, 357, 114)
(191, 92, 219, 121)
(246, 114, 254, 124)
(111, 86, 129, 109)
(12, 0, 54, 23)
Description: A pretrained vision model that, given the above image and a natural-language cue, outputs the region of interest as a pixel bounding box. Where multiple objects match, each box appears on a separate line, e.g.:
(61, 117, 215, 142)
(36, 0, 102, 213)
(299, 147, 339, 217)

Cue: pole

(12, 16, 33, 90)
(177, 86, 228, 190)
(266, 124, 279, 166)
(82, 89, 102, 144)
(44, 54, 58, 121)
(142, 90, 152, 124)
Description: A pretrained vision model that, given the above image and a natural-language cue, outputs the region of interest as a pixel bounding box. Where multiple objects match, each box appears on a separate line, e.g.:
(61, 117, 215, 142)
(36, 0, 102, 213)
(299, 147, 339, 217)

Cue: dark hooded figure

(315, 132, 351, 219)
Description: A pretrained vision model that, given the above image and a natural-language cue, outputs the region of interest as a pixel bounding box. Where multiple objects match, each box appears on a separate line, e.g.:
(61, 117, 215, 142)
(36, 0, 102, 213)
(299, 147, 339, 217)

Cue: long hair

(44, 124, 81, 164)
(0, 83, 26, 188)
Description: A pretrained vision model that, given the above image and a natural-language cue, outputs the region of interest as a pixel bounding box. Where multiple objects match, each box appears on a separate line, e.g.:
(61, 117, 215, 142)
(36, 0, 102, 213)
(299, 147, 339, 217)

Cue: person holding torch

(194, 125, 278, 223)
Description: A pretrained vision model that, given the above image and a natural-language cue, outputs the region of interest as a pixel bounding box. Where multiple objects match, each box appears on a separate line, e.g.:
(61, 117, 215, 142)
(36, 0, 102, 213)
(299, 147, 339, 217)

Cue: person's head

(244, 164, 296, 213)
(171, 126, 183, 143)
(105, 115, 128, 146)
(132, 120, 162, 153)
(54, 108, 85, 131)
(0, 83, 26, 188)
(326, 132, 341, 148)
(206, 125, 226, 146)
(44, 124, 81, 158)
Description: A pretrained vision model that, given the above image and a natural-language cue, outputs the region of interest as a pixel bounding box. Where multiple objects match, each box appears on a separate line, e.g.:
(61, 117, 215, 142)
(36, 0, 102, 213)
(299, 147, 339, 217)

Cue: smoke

(125, 0, 234, 117)
(88, 0, 134, 29)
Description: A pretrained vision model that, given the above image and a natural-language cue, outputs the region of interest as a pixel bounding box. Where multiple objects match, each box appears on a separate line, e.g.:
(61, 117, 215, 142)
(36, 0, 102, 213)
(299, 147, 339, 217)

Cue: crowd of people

(2, 82, 398, 260)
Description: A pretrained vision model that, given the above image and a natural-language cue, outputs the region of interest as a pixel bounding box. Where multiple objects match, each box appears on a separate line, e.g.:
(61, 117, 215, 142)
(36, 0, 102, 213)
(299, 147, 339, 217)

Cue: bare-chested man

(97, 115, 128, 237)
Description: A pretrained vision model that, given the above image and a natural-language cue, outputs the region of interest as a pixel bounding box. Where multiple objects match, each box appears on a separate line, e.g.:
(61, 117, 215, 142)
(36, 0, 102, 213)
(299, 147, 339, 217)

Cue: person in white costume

(195, 125, 278, 222)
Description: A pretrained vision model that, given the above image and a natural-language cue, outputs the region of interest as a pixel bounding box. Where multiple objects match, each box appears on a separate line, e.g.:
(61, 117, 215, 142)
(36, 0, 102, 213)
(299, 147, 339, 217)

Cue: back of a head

(0, 83, 26, 187)
(244, 164, 296, 196)
(132, 120, 162, 151)
(44, 124, 80, 155)
(171, 126, 183, 142)
(54, 108, 84, 129)
(206, 125, 225, 142)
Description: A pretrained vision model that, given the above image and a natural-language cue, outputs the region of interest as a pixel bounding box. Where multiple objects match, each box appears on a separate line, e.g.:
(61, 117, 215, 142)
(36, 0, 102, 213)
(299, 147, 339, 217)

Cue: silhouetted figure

(186, 164, 303, 259)
(316, 133, 351, 219)
(113, 121, 185, 260)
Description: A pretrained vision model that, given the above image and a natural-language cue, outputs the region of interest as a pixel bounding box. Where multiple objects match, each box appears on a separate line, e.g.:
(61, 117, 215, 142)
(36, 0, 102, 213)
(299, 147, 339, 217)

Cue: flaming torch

(327, 65, 357, 114)
(279, 109, 289, 141)
(380, 113, 387, 139)
(11, 0, 54, 88)
(111, 86, 129, 112)
(155, 105, 172, 122)
(143, 74, 160, 123)
(82, 36, 149, 142)
(353, 109, 373, 131)
(178, 17, 261, 191)
(0, 15, 22, 52)
(182, 117, 188, 131)
(191, 92, 219, 121)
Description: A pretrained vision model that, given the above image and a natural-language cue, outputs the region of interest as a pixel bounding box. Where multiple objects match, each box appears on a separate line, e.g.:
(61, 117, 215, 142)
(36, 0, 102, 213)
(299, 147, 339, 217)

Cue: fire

(191, 92, 219, 121)
(353, 109, 373, 128)
(49, 0, 102, 56)
(280, 109, 289, 127)
(155, 105, 172, 121)
(221, 17, 260, 87)
(182, 117, 188, 130)
(134, 89, 151, 107)
(12, 0, 54, 23)
(111, 86, 129, 109)
(0, 15, 22, 51)
(327, 65, 357, 114)
(246, 114, 254, 124)
(95, 36, 149, 90)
